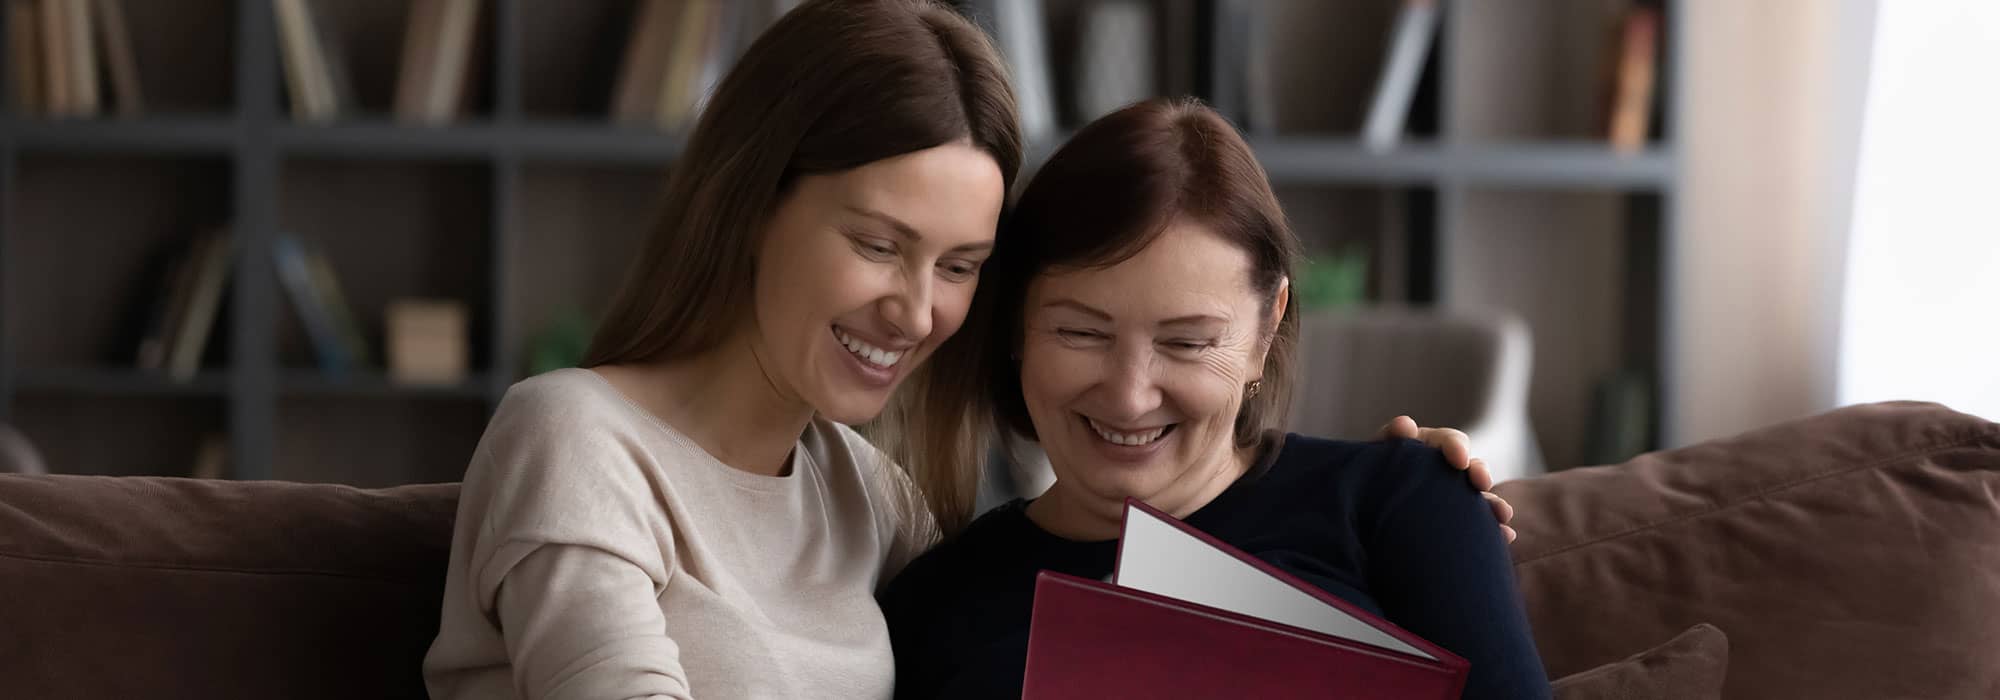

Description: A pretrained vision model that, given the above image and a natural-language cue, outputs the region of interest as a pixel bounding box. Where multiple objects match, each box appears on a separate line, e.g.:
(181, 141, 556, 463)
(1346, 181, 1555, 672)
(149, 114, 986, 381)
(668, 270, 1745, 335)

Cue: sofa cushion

(1550, 623, 1728, 700)
(1495, 401, 2000, 698)
(0, 475, 458, 699)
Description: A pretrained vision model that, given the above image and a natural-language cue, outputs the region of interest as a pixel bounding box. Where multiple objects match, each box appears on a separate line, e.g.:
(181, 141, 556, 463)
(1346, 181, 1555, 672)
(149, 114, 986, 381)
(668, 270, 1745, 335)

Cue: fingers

(1376, 415, 1420, 440)
(1501, 524, 1518, 544)
(1420, 427, 1473, 470)
(1465, 458, 1495, 492)
(1482, 491, 1515, 525)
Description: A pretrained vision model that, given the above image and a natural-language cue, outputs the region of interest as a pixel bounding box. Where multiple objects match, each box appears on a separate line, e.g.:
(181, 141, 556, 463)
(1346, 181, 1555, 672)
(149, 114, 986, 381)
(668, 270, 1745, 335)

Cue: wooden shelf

(4, 117, 241, 154)
(272, 120, 686, 164)
(14, 368, 231, 397)
(275, 120, 501, 160)
(279, 370, 494, 400)
(509, 122, 685, 164)
(1253, 140, 1674, 189)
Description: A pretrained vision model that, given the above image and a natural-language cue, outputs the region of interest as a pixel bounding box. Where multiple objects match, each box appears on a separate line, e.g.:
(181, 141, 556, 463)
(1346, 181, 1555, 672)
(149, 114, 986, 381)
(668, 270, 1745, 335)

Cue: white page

(1114, 505, 1433, 660)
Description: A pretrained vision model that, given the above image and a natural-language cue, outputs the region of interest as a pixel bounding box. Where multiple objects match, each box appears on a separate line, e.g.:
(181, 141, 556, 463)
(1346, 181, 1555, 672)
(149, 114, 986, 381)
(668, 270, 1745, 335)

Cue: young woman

(425, 2, 1512, 698)
(881, 99, 1551, 699)
(424, 1, 1018, 697)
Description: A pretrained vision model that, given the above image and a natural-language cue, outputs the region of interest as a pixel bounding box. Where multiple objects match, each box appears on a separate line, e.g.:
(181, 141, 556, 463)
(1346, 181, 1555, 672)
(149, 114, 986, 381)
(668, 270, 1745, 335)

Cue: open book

(1023, 498, 1468, 699)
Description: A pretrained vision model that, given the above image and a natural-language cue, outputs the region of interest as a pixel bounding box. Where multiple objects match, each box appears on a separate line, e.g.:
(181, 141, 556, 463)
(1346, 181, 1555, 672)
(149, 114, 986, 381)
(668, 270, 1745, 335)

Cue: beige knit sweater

(423, 369, 932, 699)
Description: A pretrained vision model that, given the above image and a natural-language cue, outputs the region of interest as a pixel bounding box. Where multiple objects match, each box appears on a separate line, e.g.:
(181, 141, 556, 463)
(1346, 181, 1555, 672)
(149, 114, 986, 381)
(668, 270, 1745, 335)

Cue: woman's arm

(495, 544, 691, 699)
(1362, 440, 1551, 700)
(460, 379, 696, 700)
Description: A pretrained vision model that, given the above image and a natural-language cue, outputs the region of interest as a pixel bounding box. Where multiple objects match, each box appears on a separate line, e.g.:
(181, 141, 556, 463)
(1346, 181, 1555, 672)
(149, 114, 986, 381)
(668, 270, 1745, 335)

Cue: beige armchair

(0, 423, 48, 475)
(1289, 307, 1543, 483)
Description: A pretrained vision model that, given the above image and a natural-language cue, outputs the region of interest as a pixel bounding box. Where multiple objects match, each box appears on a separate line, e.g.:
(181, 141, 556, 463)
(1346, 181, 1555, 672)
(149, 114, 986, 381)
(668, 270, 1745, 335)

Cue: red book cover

(1022, 498, 1468, 699)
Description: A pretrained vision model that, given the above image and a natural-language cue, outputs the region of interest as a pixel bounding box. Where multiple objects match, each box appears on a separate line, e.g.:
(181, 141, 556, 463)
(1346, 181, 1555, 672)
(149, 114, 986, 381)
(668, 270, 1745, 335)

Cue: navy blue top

(879, 434, 1551, 699)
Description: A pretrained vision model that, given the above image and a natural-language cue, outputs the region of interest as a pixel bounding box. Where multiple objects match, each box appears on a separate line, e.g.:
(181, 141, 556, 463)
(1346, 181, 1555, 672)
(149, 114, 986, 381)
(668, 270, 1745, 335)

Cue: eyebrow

(1041, 299, 1227, 328)
(846, 206, 992, 253)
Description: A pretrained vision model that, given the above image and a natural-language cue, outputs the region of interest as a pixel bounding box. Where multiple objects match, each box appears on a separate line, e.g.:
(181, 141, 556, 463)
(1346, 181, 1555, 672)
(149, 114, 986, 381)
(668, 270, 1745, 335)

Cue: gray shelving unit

(0, 0, 683, 485)
(0, 0, 1678, 484)
(1212, 0, 1681, 470)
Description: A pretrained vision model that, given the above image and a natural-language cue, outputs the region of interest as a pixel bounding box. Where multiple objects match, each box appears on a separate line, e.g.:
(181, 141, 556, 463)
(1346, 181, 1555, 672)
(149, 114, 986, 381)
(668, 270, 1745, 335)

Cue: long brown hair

(584, 0, 1022, 534)
(979, 98, 1302, 451)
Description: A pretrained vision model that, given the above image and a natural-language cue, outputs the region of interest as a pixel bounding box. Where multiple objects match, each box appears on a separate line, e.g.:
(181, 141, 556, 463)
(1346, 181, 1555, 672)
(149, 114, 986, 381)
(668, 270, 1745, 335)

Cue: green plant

(1296, 245, 1370, 309)
(526, 308, 597, 377)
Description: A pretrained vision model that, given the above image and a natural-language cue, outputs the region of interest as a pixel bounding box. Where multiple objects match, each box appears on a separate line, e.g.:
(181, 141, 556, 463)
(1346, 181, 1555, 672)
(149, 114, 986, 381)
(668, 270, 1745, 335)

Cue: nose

(879, 269, 934, 343)
(1097, 343, 1162, 422)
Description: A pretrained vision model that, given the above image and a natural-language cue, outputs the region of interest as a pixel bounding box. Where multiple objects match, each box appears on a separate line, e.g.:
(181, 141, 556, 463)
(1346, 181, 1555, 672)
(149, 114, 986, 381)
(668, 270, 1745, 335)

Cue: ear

(1268, 275, 1290, 336)
(1249, 276, 1290, 379)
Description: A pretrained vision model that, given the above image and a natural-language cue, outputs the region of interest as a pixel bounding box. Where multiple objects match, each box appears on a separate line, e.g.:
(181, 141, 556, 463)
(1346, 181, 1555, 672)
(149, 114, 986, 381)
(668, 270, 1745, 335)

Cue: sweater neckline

(568, 368, 809, 493)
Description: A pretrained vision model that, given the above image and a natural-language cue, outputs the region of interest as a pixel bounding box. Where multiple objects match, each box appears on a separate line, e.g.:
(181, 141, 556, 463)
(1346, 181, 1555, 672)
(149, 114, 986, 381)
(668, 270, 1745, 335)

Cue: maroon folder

(1022, 499, 1468, 699)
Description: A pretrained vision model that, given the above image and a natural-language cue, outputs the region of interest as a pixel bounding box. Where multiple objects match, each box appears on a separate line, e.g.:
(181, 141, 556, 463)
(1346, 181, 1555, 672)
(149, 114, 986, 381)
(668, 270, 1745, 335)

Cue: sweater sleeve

(1360, 440, 1552, 700)
(496, 544, 692, 699)
(463, 384, 695, 699)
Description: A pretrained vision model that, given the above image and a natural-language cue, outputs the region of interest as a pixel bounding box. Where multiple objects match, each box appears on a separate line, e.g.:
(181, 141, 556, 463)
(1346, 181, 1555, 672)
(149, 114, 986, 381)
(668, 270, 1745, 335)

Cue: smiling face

(745, 142, 1006, 425)
(1018, 218, 1285, 519)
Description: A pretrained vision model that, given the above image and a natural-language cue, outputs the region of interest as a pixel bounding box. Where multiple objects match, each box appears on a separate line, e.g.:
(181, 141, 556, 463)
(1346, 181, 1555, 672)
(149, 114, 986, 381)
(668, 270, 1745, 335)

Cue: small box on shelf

(386, 298, 467, 386)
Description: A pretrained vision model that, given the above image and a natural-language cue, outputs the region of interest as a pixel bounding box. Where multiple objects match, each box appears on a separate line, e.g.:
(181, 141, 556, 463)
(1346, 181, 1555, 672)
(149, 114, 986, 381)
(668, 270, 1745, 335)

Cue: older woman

(880, 99, 1550, 699)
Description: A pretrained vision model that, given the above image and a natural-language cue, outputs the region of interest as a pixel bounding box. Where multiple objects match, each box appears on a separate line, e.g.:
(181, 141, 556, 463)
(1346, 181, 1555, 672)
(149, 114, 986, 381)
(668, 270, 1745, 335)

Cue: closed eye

(938, 258, 982, 283)
(1056, 328, 1108, 342)
(847, 233, 897, 261)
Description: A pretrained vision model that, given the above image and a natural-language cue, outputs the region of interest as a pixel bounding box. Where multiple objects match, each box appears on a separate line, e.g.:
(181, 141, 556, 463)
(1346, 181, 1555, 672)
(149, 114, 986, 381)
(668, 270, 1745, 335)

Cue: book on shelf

(394, 0, 480, 124)
(38, 0, 68, 114)
(688, 0, 744, 123)
(190, 433, 228, 480)
(611, 0, 679, 124)
(1361, 0, 1439, 152)
(1072, 0, 1155, 124)
(166, 230, 234, 381)
(965, 0, 1056, 141)
(91, 0, 139, 115)
(1206, 0, 1269, 135)
(1157, 0, 1198, 100)
(274, 0, 356, 121)
(655, 0, 717, 132)
(7, 1, 39, 112)
(273, 0, 329, 120)
(131, 231, 232, 380)
(1605, 2, 1661, 152)
(25, 0, 134, 117)
(133, 239, 196, 371)
(1025, 499, 1469, 698)
(274, 234, 368, 376)
(1586, 369, 1653, 465)
(304, 245, 370, 368)
(62, 0, 96, 115)
(610, 0, 742, 131)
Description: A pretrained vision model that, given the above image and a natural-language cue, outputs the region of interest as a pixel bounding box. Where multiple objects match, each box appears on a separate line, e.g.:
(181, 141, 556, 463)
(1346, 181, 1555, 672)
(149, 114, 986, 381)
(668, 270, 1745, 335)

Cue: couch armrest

(1494, 401, 2000, 698)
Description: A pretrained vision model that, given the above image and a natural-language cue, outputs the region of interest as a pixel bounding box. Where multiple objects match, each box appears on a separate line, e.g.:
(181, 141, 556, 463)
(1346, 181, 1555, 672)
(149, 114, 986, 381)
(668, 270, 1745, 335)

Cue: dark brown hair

(979, 97, 1302, 449)
(584, 0, 1022, 534)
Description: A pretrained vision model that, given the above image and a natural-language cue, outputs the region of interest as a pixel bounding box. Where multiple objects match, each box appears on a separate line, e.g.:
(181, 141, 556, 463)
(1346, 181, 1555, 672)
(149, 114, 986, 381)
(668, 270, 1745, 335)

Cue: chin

(815, 394, 892, 426)
(1067, 464, 1165, 503)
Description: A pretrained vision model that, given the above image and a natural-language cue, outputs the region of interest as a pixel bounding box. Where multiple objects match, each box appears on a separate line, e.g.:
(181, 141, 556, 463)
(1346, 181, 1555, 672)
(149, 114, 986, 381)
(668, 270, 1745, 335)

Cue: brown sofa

(2, 401, 1995, 698)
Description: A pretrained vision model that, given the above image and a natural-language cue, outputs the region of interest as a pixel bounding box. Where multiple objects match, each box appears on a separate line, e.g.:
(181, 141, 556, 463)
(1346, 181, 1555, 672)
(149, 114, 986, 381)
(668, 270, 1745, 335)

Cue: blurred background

(0, 0, 1992, 487)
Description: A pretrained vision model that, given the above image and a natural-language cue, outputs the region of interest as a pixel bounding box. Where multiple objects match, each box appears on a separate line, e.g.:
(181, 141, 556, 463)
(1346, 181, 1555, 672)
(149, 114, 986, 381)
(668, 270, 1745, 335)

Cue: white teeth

(834, 327, 903, 369)
(1087, 418, 1167, 446)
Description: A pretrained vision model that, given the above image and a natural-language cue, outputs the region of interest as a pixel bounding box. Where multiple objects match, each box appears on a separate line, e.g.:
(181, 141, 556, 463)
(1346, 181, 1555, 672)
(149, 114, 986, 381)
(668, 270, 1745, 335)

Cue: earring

(1245, 380, 1262, 399)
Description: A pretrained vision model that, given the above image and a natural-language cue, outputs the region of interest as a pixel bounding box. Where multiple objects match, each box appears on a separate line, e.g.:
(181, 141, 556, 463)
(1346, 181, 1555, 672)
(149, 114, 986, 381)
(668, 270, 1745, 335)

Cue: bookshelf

(0, 0, 1680, 485)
